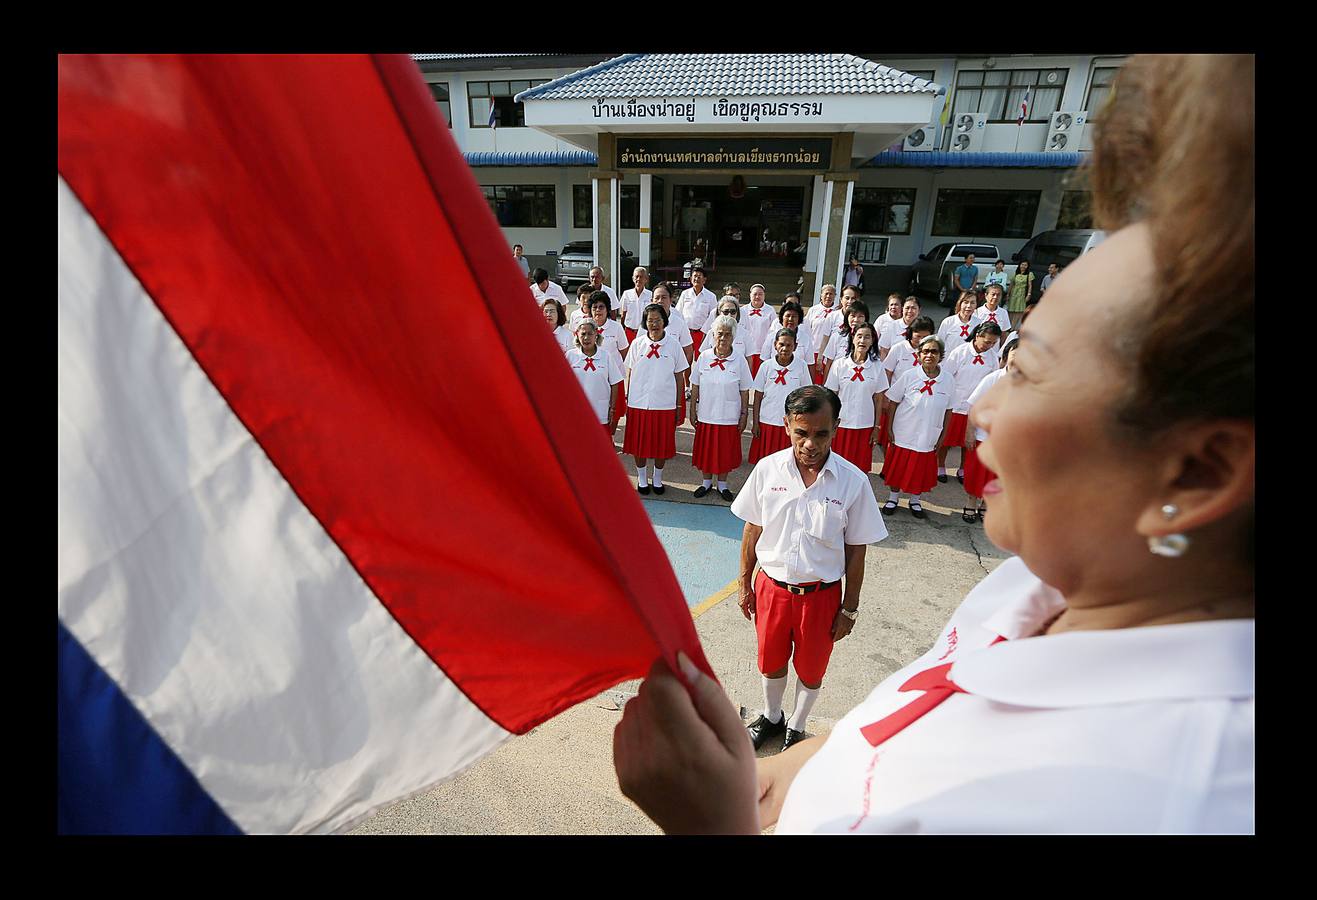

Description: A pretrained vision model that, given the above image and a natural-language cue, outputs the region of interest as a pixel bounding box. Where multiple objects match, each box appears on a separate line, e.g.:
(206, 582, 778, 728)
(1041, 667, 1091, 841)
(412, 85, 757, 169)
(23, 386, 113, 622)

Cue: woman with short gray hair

(690, 315, 754, 501)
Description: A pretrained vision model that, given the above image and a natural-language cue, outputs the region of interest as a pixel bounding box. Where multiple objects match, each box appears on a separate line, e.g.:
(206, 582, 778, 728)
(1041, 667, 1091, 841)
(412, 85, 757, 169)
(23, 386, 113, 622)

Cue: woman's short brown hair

(541, 297, 566, 328)
(1089, 54, 1254, 432)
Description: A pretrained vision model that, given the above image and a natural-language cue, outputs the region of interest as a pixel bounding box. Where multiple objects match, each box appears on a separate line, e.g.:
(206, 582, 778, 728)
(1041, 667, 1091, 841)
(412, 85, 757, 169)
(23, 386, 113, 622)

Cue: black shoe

(937, 473, 948, 483)
(638, 484, 651, 495)
(719, 488, 735, 502)
(693, 485, 710, 498)
(652, 484, 665, 495)
(746, 712, 786, 750)
(956, 472, 964, 484)
(910, 503, 927, 519)
(880, 501, 898, 517)
(782, 727, 807, 751)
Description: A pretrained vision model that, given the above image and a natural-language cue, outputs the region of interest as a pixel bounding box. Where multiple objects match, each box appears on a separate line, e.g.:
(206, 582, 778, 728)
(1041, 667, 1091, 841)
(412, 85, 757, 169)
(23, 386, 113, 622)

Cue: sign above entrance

(617, 138, 832, 171)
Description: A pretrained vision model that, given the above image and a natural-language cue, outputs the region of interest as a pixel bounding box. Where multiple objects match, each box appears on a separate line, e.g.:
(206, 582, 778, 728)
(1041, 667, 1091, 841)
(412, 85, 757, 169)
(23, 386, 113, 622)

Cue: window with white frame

(932, 189, 1040, 239)
(1085, 67, 1121, 120)
(952, 68, 1069, 124)
(468, 79, 548, 128)
(427, 82, 451, 127)
(850, 188, 916, 235)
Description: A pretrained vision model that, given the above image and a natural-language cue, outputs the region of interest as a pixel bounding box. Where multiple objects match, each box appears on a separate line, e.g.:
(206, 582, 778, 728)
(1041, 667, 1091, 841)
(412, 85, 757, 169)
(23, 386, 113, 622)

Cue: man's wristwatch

(839, 606, 859, 622)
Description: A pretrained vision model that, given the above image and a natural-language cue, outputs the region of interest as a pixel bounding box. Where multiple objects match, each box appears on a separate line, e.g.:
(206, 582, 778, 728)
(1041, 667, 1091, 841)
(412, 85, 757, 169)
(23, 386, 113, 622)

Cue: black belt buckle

(787, 583, 808, 596)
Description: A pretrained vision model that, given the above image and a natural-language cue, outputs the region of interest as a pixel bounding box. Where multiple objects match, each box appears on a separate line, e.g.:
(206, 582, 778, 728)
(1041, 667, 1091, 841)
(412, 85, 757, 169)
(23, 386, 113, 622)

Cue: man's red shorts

(754, 569, 841, 686)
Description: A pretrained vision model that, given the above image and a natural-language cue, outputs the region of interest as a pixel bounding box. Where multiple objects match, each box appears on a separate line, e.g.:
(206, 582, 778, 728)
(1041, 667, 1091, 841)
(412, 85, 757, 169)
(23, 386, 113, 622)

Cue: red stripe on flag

(58, 54, 708, 734)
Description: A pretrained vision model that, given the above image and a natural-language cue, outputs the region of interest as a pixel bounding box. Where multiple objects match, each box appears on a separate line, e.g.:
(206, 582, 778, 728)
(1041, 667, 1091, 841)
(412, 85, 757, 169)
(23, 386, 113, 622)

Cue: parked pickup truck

(908, 242, 1012, 306)
(556, 241, 638, 290)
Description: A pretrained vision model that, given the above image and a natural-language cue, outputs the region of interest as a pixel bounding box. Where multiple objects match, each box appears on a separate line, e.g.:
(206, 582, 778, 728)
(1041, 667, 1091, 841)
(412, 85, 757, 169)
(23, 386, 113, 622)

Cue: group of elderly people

(540, 268, 1016, 523)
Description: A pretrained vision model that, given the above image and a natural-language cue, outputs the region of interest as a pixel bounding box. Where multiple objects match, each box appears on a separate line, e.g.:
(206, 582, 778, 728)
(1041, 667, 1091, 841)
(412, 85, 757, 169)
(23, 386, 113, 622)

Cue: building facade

(413, 52, 1122, 299)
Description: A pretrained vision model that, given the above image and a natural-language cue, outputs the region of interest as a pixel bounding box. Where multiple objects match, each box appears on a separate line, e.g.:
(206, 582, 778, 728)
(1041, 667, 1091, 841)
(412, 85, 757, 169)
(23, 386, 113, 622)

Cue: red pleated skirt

(690, 329, 706, 356)
(623, 407, 678, 460)
(881, 444, 938, 494)
(692, 422, 744, 474)
(614, 381, 627, 420)
(624, 326, 638, 345)
(961, 444, 996, 499)
(748, 354, 763, 379)
(832, 426, 876, 473)
(943, 412, 968, 447)
(748, 423, 791, 464)
(876, 410, 890, 447)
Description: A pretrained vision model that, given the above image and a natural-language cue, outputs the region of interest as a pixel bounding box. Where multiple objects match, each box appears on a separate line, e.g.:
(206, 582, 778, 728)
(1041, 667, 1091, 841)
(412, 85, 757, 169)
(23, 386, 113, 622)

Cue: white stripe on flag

(57, 177, 513, 834)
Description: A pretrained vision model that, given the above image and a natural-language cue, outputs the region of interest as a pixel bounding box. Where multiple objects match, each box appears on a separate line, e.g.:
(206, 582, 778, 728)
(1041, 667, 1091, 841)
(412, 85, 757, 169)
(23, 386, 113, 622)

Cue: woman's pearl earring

(1148, 504, 1190, 558)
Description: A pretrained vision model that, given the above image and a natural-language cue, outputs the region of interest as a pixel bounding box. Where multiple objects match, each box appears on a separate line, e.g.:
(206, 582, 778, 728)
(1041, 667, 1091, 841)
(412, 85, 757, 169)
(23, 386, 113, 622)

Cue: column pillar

(591, 134, 621, 283)
(638, 173, 652, 268)
(820, 172, 859, 295)
(801, 174, 825, 301)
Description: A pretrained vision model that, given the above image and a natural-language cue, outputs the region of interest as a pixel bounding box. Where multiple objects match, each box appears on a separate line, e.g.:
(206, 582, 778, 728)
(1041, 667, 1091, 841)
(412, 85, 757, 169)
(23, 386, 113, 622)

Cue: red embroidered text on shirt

(919, 379, 937, 395)
(936, 627, 958, 661)
(850, 366, 865, 382)
(645, 344, 661, 359)
(774, 369, 788, 385)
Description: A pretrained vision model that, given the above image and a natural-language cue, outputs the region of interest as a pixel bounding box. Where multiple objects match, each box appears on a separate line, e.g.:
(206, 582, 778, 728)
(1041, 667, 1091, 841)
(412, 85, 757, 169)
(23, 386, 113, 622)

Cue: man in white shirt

(730, 385, 887, 753)
(619, 266, 653, 339)
(530, 267, 568, 309)
(677, 266, 719, 354)
(588, 266, 620, 316)
(512, 244, 530, 281)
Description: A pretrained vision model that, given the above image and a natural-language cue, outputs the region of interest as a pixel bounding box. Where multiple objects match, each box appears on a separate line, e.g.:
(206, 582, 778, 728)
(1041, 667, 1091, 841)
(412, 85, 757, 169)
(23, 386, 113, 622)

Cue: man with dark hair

(730, 384, 887, 753)
(530, 267, 568, 309)
(512, 243, 530, 280)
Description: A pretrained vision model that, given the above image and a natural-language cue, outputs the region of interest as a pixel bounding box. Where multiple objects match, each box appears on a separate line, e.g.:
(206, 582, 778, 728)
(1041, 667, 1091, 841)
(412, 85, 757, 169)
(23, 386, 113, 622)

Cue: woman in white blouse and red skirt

(823, 321, 885, 473)
(937, 321, 1002, 483)
(747, 327, 812, 464)
(623, 303, 691, 495)
(690, 315, 755, 501)
(565, 320, 625, 432)
(590, 292, 631, 428)
(880, 335, 956, 518)
(960, 341, 1015, 522)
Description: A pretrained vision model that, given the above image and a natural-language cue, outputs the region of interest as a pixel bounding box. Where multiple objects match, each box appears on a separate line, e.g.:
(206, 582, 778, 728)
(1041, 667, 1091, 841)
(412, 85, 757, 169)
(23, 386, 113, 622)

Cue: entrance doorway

(673, 183, 806, 266)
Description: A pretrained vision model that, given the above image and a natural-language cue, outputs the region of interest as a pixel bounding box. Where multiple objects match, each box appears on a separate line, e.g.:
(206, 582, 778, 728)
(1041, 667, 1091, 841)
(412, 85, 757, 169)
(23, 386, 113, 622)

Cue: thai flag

(489, 97, 497, 129)
(1018, 85, 1031, 126)
(57, 54, 707, 834)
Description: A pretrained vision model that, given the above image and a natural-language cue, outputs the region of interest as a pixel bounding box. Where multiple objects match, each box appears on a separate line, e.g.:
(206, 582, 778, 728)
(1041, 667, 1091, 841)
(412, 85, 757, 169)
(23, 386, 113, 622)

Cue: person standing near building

(823, 322, 886, 474)
(541, 297, 573, 353)
(624, 304, 690, 495)
(803, 284, 839, 344)
(748, 328, 812, 465)
(731, 385, 888, 753)
(820, 299, 870, 383)
(1040, 262, 1060, 297)
(588, 265, 620, 316)
(763, 301, 815, 385)
(872, 293, 903, 349)
(513, 243, 530, 281)
(651, 281, 694, 366)
(843, 257, 864, 293)
(566, 320, 624, 433)
(953, 253, 980, 302)
(620, 266, 653, 345)
(959, 341, 1015, 522)
(878, 296, 922, 362)
(691, 315, 754, 501)
(938, 293, 979, 351)
(590, 293, 630, 428)
(1008, 259, 1035, 313)
(985, 259, 1010, 293)
(531, 267, 569, 309)
(678, 266, 719, 356)
(937, 321, 1002, 483)
(880, 335, 955, 519)
(740, 283, 777, 379)
(569, 283, 594, 332)
(973, 283, 1013, 338)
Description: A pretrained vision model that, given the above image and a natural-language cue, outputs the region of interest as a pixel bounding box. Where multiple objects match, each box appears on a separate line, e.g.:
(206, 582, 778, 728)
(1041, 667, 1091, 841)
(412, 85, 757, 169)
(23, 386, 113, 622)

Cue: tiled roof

(866, 150, 1084, 168)
(464, 150, 598, 167)
(516, 54, 941, 101)
(411, 53, 554, 61)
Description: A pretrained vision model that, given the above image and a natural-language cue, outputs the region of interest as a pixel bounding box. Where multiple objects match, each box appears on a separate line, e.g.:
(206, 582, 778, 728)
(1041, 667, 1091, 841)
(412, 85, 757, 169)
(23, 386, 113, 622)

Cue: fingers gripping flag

(57, 54, 710, 834)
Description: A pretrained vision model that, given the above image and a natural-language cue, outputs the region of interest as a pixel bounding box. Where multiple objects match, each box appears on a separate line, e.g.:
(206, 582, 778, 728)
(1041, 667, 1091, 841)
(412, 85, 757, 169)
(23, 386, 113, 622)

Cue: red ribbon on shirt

(859, 636, 1006, 748)
(959, 324, 969, 338)
(709, 357, 727, 370)
(919, 379, 936, 395)
(773, 368, 788, 385)
(582, 356, 596, 371)
(973, 354, 984, 365)
(646, 344, 661, 359)
(749, 308, 763, 316)
(987, 312, 998, 323)
(850, 366, 865, 382)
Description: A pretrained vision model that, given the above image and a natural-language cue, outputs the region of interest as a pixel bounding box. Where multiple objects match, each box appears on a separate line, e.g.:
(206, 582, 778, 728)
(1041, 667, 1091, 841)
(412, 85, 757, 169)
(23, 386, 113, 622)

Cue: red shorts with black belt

(754, 570, 841, 686)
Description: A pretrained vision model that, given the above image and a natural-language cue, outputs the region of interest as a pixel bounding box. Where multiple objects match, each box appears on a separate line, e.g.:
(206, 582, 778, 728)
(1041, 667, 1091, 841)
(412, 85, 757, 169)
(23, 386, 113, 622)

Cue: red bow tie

(919, 379, 937, 395)
(774, 368, 788, 385)
(987, 312, 998, 322)
(851, 366, 865, 382)
(959, 324, 969, 338)
(710, 358, 727, 370)
(582, 357, 596, 371)
(973, 355, 984, 365)
(646, 344, 661, 359)
(749, 308, 763, 316)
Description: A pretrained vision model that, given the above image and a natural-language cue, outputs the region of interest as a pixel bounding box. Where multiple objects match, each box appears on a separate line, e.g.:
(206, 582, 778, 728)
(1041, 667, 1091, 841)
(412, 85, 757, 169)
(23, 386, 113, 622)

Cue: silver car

(555, 241, 637, 290)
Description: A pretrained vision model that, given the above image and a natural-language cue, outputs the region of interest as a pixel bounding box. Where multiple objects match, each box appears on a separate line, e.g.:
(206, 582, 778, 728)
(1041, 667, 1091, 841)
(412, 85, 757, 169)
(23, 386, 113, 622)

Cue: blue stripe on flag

(58, 621, 243, 835)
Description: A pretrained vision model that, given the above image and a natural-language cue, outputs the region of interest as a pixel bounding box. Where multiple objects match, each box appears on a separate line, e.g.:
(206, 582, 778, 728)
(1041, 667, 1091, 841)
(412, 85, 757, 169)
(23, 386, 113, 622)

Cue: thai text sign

(590, 98, 827, 124)
(616, 138, 832, 170)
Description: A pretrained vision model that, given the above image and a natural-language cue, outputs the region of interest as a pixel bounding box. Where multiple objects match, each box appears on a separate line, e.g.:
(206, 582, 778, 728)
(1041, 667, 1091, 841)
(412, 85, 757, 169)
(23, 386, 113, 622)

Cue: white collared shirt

(677, 287, 718, 330)
(592, 318, 630, 358)
(882, 339, 923, 375)
(568, 307, 592, 332)
(551, 324, 573, 353)
(879, 318, 918, 352)
(565, 347, 624, 424)
(824, 354, 888, 429)
(972, 303, 1012, 333)
(777, 557, 1255, 834)
(624, 331, 690, 410)
(763, 320, 814, 363)
(691, 348, 754, 425)
(966, 368, 1006, 441)
(937, 313, 977, 350)
(532, 280, 569, 308)
(620, 288, 653, 329)
(942, 341, 1001, 414)
(740, 303, 778, 356)
(804, 304, 841, 355)
(752, 353, 813, 425)
(886, 365, 955, 452)
(730, 448, 888, 585)
(664, 307, 694, 349)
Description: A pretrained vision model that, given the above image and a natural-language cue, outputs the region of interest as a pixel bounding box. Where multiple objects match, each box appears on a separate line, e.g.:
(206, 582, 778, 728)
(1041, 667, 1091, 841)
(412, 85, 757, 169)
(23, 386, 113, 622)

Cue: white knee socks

(636, 464, 649, 487)
(762, 676, 787, 723)
(788, 683, 820, 732)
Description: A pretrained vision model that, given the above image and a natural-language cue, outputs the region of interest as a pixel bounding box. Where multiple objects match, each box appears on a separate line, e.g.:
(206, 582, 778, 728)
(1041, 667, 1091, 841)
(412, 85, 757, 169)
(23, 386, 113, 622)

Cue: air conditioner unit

(1045, 110, 1088, 152)
(948, 113, 988, 152)
(903, 122, 938, 152)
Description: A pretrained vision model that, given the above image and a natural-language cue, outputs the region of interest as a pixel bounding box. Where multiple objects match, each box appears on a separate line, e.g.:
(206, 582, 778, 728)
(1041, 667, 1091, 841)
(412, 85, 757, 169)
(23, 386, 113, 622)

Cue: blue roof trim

(867, 150, 1084, 168)
(515, 54, 642, 103)
(464, 150, 598, 166)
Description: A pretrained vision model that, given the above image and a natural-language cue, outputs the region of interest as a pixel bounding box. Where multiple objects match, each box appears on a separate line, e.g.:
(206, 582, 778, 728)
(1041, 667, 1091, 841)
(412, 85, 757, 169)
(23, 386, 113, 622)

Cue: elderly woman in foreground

(611, 54, 1254, 834)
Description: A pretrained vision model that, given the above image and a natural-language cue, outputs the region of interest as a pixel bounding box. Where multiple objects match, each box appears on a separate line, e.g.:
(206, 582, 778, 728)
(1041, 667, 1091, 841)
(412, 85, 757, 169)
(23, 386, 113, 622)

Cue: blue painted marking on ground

(641, 499, 744, 608)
